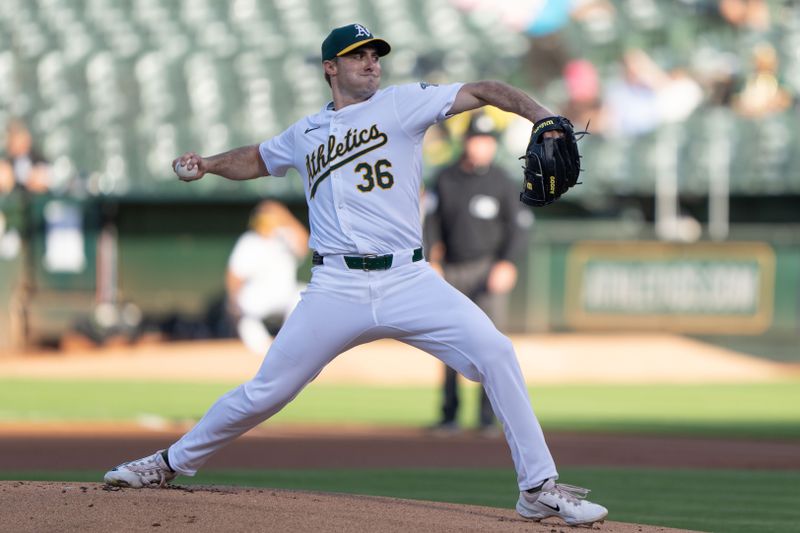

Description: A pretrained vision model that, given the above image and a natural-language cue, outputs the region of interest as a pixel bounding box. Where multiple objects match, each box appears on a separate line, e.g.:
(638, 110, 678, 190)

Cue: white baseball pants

(168, 256, 558, 490)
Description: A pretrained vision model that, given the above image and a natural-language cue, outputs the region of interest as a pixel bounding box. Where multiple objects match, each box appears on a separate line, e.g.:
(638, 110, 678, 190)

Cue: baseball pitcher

(104, 23, 606, 526)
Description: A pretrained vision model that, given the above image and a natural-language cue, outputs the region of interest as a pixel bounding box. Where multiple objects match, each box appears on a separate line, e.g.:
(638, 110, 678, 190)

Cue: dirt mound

(0, 481, 693, 533)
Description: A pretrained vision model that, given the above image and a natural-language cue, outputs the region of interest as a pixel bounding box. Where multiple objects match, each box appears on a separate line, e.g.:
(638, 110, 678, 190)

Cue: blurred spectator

(0, 118, 52, 348)
(605, 49, 703, 137)
(226, 200, 309, 355)
(450, 0, 614, 36)
(425, 112, 531, 437)
(655, 68, 704, 124)
(604, 50, 662, 137)
(0, 119, 51, 195)
(522, 0, 617, 90)
(560, 59, 609, 135)
(694, 55, 739, 108)
(732, 42, 792, 119)
(718, 0, 771, 31)
(422, 122, 457, 169)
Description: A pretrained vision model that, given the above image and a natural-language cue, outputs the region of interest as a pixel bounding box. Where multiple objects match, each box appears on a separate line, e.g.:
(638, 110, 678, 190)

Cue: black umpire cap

(465, 112, 500, 139)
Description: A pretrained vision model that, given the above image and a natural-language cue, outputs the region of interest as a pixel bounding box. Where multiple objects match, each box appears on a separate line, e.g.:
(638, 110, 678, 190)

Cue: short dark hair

(323, 57, 338, 87)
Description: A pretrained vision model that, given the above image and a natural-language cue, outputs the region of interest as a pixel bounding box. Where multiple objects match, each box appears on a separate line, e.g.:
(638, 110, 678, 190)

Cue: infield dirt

(1, 481, 696, 533)
(1, 335, 794, 532)
(2, 334, 794, 385)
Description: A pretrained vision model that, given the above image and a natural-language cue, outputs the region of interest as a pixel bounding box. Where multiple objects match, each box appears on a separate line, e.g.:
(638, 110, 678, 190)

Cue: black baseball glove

(519, 116, 584, 207)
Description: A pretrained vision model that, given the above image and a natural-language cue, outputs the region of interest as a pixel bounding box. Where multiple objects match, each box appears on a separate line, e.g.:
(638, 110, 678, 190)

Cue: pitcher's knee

(471, 333, 517, 373)
(241, 379, 294, 414)
(480, 332, 516, 360)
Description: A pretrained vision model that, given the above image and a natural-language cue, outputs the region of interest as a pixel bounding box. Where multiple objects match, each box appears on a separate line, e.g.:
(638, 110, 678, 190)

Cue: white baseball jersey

(259, 82, 463, 255)
(169, 81, 558, 493)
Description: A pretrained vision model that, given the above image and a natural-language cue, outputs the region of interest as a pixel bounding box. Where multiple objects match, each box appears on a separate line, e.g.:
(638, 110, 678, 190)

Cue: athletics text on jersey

(259, 82, 463, 256)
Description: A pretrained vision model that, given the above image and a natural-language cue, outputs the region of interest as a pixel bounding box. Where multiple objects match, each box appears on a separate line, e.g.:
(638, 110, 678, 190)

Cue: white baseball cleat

(516, 479, 608, 526)
(103, 449, 177, 488)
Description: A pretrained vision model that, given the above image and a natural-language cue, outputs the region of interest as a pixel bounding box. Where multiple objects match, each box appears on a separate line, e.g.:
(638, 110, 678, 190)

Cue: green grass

(3, 467, 799, 533)
(2, 379, 800, 438)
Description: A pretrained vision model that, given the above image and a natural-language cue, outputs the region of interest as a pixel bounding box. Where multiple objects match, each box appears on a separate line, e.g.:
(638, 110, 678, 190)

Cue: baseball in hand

(174, 161, 198, 179)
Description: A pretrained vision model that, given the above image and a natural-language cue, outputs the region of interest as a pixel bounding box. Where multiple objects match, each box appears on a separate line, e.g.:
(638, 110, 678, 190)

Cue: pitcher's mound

(1, 481, 695, 532)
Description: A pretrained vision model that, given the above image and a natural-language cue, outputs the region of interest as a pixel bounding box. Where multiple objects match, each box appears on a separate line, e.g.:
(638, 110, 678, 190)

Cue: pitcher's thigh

(266, 290, 375, 376)
(387, 268, 513, 380)
(249, 286, 372, 389)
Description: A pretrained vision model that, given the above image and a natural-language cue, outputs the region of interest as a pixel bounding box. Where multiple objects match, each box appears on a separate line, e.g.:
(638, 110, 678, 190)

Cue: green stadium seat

(4, 0, 798, 199)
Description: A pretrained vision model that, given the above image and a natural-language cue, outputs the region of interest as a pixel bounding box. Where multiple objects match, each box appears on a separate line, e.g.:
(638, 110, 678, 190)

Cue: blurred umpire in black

(424, 111, 531, 436)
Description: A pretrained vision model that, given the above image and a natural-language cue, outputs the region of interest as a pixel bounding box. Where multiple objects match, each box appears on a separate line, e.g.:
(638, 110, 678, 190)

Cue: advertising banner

(565, 241, 775, 333)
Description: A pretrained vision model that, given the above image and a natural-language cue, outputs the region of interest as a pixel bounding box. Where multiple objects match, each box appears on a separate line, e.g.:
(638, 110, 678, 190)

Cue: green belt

(342, 247, 423, 271)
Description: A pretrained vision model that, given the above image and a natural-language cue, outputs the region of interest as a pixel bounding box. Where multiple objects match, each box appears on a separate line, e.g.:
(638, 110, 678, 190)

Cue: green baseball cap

(321, 23, 391, 61)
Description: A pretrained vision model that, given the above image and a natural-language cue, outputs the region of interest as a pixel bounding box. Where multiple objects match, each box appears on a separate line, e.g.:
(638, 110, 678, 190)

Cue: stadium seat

(4, 0, 798, 199)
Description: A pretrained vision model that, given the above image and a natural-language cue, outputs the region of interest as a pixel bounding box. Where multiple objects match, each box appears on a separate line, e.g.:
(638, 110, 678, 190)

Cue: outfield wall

(1, 197, 799, 352)
(510, 221, 799, 335)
